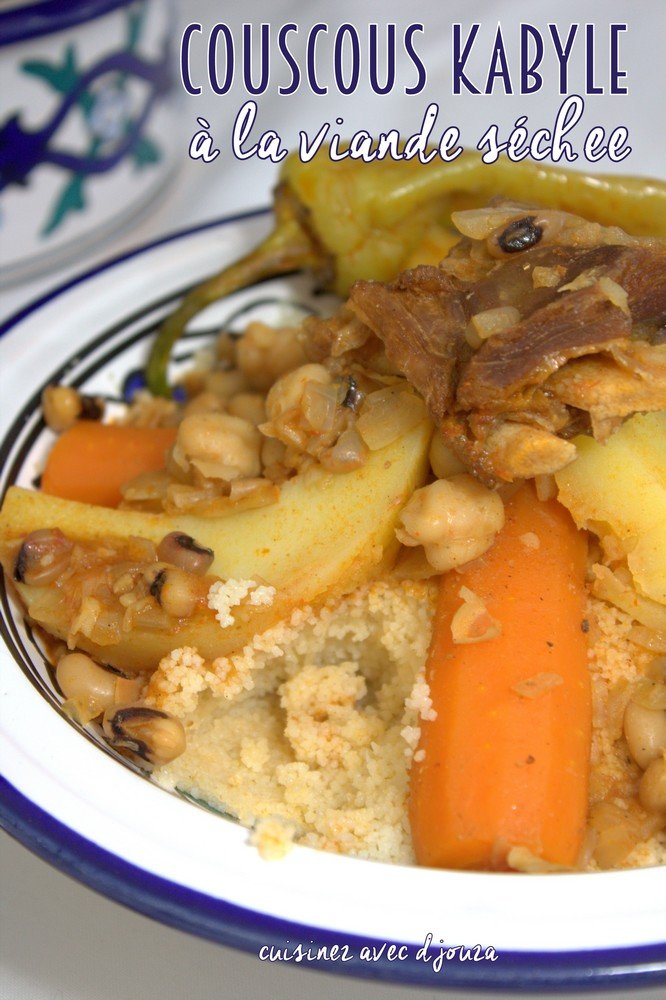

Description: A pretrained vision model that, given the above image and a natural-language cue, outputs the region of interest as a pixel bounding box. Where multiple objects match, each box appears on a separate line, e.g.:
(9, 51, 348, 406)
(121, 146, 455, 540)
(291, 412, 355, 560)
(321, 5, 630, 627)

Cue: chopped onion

(470, 305, 521, 340)
(532, 265, 566, 289)
(166, 481, 224, 511)
(301, 380, 338, 432)
(512, 672, 564, 699)
(90, 610, 123, 647)
(69, 596, 102, 642)
(592, 564, 666, 632)
(114, 675, 144, 704)
(589, 802, 640, 869)
(464, 325, 483, 349)
(534, 474, 557, 501)
(320, 427, 368, 472)
(229, 477, 274, 500)
(331, 316, 372, 357)
(356, 387, 426, 451)
(392, 545, 439, 581)
(450, 587, 501, 644)
(597, 276, 630, 315)
(605, 677, 632, 742)
(125, 598, 171, 633)
(507, 846, 568, 873)
(120, 470, 171, 503)
(451, 207, 524, 240)
(558, 267, 602, 293)
(628, 627, 666, 654)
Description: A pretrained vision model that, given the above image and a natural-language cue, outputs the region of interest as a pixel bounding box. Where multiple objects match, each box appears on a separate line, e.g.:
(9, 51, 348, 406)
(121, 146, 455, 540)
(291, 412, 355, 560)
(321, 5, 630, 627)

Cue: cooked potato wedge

(0, 420, 432, 670)
(555, 411, 666, 604)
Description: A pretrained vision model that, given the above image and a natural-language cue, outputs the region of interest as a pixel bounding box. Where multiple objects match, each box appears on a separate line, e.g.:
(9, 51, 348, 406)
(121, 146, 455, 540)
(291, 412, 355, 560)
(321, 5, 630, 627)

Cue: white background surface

(1, 0, 665, 997)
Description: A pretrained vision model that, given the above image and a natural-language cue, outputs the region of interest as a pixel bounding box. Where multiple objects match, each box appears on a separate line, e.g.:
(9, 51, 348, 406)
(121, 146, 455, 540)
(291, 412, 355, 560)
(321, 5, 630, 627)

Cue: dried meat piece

(458, 244, 666, 411)
(348, 266, 471, 422)
(324, 204, 666, 484)
(457, 286, 631, 410)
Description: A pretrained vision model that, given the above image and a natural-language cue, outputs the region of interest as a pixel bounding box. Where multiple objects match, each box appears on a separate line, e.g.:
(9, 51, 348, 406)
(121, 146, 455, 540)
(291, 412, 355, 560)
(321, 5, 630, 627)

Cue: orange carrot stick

(41, 423, 176, 508)
(409, 484, 592, 870)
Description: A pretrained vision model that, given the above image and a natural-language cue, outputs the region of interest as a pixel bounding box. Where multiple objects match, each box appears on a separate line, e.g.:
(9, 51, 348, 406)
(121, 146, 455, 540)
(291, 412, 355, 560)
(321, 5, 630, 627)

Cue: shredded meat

(457, 284, 630, 410)
(549, 347, 666, 440)
(348, 266, 470, 422)
(458, 245, 666, 411)
(341, 205, 666, 484)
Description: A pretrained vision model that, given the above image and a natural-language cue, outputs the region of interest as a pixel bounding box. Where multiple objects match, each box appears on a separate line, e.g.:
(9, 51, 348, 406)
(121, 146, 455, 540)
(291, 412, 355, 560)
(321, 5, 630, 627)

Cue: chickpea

(638, 756, 666, 814)
(236, 322, 308, 391)
(265, 364, 331, 422)
(57, 652, 116, 719)
(204, 369, 248, 400)
(227, 392, 266, 425)
(182, 391, 225, 418)
(623, 698, 666, 771)
(103, 704, 186, 766)
(396, 474, 505, 573)
(429, 433, 465, 479)
(42, 385, 82, 432)
(41, 385, 103, 432)
(171, 412, 261, 481)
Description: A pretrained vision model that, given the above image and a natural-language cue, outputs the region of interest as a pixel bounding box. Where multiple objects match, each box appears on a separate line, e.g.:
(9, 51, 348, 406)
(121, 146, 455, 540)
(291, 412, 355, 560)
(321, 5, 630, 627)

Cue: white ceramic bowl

(1, 213, 665, 991)
(0, 0, 178, 282)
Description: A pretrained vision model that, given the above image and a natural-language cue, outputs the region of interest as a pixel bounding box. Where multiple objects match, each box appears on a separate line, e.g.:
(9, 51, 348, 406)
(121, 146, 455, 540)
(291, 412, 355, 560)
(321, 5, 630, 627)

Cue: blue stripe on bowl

(0, 0, 136, 46)
(0, 208, 269, 342)
(1, 775, 665, 990)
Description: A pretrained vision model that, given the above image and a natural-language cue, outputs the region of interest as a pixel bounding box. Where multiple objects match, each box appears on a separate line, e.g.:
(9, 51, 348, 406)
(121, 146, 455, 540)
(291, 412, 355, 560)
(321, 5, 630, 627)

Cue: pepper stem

(146, 191, 325, 397)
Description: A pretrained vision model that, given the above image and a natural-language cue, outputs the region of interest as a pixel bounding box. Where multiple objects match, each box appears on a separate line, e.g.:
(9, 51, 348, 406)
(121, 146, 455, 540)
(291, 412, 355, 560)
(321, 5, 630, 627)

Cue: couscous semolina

(146, 579, 666, 869)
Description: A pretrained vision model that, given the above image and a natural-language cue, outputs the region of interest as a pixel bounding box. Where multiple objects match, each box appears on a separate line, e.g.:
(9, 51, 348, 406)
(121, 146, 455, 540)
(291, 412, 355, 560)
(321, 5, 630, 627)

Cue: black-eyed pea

(14, 529, 73, 586)
(156, 532, 214, 575)
(56, 652, 118, 721)
(148, 565, 200, 619)
(102, 704, 186, 766)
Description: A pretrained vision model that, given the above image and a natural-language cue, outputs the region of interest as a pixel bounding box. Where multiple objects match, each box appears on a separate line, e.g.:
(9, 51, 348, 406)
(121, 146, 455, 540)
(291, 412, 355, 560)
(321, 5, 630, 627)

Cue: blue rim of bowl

(0, 0, 137, 46)
(0, 212, 665, 990)
(2, 776, 666, 991)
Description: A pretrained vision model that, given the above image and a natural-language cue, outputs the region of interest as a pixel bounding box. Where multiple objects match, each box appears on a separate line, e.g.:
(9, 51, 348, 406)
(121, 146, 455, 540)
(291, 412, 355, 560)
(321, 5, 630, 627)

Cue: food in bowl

(1, 154, 665, 873)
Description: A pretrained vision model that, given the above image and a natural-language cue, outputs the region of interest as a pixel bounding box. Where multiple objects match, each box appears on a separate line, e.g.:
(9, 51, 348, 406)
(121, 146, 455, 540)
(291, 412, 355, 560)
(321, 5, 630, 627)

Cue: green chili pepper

(146, 151, 666, 396)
